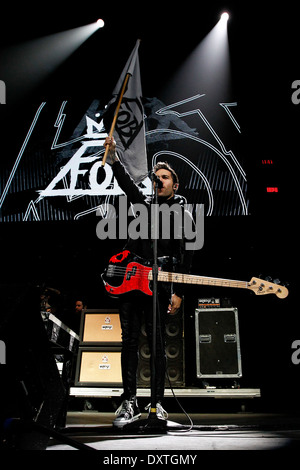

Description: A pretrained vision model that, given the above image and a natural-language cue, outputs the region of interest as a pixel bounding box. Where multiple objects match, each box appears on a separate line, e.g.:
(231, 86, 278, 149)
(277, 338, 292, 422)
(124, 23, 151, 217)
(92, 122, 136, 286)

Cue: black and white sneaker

(113, 396, 141, 428)
(145, 402, 168, 420)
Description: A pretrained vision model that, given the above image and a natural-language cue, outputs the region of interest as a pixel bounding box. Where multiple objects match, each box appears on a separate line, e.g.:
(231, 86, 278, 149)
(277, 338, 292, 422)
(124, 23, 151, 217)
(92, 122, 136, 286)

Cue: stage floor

(45, 408, 300, 452)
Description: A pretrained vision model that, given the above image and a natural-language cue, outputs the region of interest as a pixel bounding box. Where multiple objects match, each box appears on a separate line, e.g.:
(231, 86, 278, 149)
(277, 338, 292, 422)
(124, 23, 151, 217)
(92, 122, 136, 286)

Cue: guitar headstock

(248, 277, 289, 299)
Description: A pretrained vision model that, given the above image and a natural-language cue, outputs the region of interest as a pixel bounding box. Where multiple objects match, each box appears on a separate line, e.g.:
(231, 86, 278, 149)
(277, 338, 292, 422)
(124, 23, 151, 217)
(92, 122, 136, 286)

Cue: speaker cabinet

(137, 311, 185, 388)
(75, 347, 122, 386)
(195, 307, 242, 378)
(75, 309, 185, 387)
(80, 309, 121, 345)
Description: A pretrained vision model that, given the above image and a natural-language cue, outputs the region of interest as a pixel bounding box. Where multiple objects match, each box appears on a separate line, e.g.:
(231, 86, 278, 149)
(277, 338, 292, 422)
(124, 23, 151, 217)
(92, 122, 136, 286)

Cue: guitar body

(102, 250, 154, 297)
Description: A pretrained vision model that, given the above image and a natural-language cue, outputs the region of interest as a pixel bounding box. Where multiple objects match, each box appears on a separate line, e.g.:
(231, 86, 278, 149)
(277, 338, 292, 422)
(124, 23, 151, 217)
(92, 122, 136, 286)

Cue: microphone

(151, 172, 163, 189)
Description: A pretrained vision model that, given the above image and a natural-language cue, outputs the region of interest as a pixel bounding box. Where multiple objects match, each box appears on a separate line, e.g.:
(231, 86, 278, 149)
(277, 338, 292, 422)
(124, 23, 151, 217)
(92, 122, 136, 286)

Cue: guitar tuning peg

(264, 276, 273, 282)
(273, 278, 281, 285)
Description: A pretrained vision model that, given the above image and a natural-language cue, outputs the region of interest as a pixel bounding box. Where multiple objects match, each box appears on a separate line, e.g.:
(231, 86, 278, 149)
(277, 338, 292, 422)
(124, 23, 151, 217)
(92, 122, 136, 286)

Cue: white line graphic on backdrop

(0, 102, 46, 212)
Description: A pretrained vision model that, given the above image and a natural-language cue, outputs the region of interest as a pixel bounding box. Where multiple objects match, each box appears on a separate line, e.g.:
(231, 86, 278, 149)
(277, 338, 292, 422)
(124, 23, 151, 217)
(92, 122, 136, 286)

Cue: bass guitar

(101, 250, 289, 299)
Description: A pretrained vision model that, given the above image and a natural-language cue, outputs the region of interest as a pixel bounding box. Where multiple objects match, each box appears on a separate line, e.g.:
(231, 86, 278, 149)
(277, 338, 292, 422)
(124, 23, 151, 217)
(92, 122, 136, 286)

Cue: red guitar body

(101, 250, 155, 297)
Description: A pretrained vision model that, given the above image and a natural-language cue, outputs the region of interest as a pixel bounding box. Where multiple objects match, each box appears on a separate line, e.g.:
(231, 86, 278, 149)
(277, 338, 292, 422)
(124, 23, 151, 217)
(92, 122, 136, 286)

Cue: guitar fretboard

(149, 271, 248, 290)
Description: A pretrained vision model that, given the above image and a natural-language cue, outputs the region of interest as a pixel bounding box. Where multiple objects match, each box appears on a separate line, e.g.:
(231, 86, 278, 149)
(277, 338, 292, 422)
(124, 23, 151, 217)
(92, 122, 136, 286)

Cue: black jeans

(119, 289, 169, 403)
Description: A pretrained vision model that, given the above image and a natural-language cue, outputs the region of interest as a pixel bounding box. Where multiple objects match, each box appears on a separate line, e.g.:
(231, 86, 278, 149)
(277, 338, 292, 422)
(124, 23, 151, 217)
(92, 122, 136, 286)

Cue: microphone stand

(145, 173, 167, 430)
(143, 176, 182, 432)
(123, 174, 167, 433)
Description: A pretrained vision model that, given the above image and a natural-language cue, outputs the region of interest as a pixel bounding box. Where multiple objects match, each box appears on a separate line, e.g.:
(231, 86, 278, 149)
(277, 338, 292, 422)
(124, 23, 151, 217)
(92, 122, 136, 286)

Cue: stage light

(0, 21, 104, 105)
(220, 12, 229, 22)
(161, 9, 231, 105)
(97, 19, 105, 28)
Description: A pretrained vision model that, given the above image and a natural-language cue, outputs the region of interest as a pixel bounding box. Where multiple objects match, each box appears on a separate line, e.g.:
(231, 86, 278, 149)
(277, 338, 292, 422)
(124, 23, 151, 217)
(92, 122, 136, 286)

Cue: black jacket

(112, 160, 194, 298)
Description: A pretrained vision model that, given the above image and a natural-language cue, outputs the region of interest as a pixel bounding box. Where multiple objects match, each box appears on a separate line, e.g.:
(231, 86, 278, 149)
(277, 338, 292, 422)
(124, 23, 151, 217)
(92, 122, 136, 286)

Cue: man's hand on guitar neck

(168, 293, 182, 315)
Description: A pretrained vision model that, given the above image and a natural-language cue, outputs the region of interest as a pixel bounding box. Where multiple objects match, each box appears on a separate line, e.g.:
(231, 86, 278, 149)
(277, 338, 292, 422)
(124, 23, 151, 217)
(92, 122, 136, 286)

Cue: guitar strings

(106, 265, 249, 288)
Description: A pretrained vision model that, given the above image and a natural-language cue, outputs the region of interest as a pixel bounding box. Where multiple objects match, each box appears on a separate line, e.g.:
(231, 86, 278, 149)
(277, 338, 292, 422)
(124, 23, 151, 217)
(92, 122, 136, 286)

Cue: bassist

(103, 136, 195, 427)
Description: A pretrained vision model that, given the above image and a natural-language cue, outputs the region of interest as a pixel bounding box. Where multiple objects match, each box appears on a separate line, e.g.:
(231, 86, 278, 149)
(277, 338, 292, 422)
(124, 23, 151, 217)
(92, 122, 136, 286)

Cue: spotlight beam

(162, 9, 231, 103)
(0, 21, 103, 104)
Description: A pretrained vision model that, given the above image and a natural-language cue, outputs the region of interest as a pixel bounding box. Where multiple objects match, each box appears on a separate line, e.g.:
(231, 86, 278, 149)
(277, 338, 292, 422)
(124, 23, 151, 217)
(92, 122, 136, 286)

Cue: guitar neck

(155, 271, 248, 290)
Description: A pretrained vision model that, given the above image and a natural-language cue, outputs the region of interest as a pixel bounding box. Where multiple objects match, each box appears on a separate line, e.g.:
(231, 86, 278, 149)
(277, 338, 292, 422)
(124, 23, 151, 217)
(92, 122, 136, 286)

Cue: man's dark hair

(153, 161, 179, 185)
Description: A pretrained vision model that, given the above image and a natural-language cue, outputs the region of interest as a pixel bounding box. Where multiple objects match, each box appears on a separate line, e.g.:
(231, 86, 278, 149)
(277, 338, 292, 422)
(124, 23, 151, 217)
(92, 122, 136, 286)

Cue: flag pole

(102, 72, 130, 167)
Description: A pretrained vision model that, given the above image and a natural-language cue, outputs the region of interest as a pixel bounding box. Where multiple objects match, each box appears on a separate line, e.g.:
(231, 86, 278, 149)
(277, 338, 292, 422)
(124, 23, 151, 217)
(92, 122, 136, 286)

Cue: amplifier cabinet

(79, 309, 121, 346)
(75, 347, 122, 386)
(195, 307, 242, 379)
(137, 311, 185, 388)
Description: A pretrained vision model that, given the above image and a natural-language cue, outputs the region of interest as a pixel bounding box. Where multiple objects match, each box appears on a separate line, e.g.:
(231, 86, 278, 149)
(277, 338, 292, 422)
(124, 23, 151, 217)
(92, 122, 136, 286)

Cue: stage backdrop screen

(0, 94, 248, 223)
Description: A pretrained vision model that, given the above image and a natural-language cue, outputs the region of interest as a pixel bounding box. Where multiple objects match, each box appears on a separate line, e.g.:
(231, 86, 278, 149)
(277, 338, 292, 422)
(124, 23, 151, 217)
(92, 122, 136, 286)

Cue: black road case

(195, 307, 242, 379)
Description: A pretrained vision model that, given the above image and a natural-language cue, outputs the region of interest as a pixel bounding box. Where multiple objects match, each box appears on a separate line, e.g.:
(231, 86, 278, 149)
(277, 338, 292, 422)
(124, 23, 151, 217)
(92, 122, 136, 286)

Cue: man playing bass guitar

(103, 136, 195, 428)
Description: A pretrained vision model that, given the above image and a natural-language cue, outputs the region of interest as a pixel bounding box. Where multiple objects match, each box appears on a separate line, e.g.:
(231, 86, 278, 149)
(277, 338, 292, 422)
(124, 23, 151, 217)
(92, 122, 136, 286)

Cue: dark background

(0, 1, 299, 411)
